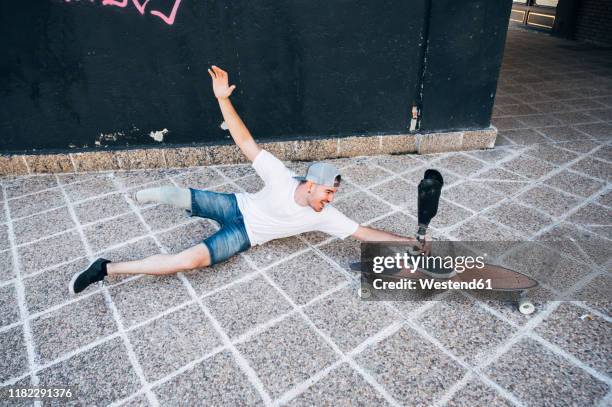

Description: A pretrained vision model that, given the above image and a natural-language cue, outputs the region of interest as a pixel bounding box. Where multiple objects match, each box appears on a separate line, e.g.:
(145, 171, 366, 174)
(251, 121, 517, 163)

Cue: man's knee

(176, 245, 211, 270)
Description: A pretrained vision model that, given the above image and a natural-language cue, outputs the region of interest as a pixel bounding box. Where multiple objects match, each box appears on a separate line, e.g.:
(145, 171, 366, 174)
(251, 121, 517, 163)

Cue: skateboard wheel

(518, 299, 535, 315)
(359, 285, 372, 299)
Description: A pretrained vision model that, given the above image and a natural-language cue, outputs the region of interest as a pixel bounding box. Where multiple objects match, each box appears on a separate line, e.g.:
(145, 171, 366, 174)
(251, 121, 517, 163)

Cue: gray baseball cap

(294, 162, 341, 188)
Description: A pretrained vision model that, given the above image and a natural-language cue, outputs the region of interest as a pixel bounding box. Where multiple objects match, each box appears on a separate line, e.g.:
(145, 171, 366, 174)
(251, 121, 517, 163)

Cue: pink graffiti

(64, 0, 182, 26)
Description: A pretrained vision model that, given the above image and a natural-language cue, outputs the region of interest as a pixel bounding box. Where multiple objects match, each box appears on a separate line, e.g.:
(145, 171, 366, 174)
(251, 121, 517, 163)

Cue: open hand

(208, 65, 236, 99)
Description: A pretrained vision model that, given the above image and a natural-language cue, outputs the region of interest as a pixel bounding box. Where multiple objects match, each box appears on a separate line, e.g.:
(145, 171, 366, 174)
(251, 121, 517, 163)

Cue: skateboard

(350, 261, 539, 315)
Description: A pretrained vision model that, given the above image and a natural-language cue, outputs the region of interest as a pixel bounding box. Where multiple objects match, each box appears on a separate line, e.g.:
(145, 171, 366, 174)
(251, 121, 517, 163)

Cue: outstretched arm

(352, 226, 431, 254)
(208, 65, 261, 162)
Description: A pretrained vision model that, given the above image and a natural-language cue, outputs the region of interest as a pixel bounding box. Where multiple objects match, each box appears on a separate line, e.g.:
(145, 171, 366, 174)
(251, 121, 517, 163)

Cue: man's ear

(306, 181, 314, 193)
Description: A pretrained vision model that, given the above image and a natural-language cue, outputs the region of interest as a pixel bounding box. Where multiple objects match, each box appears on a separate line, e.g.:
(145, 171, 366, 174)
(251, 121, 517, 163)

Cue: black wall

(0, 0, 511, 154)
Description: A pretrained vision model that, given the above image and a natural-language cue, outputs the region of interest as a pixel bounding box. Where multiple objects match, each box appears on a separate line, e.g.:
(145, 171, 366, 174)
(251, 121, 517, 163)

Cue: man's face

(307, 182, 338, 212)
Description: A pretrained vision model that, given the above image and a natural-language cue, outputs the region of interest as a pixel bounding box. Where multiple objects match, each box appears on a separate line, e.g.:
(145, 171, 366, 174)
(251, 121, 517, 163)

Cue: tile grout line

(54, 174, 159, 407)
(240, 253, 403, 407)
(2, 184, 41, 394)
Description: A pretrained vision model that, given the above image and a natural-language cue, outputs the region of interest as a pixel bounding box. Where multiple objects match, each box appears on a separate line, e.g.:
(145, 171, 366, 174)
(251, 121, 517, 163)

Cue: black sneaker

(69, 258, 110, 294)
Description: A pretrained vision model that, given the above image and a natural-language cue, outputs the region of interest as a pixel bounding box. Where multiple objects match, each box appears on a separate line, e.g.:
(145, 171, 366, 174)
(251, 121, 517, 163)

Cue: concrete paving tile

(571, 156, 612, 181)
(0, 201, 4, 224)
(501, 155, 556, 180)
(497, 103, 540, 115)
(0, 250, 14, 282)
(556, 139, 602, 153)
(204, 275, 293, 339)
(3, 175, 58, 199)
(63, 175, 118, 202)
(555, 110, 602, 125)
(535, 302, 611, 375)
(533, 125, 586, 142)
(0, 224, 9, 251)
(368, 177, 417, 211)
(525, 143, 579, 165)
(84, 213, 148, 253)
(473, 167, 526, 181)
(153, 351, 263, 406)
(184, 255, 256, 296)
(448, 216, 525, 243)
(215, 164, 256, 180)
(584, 224, 612, 240)
(354, 326, 465, 406)
(0, 283, 19, 327)
(334, 192, 392, 225)
(109, 275, 191, 327)
(172, 168, 226, 190)
(480, 180, 530, 196)
(466, 148, 513, 163)
(369, 211, 417, 237)
(546, 170, 606, 198)
(56, 172, 109, 185)
(13, 207, 75, 245)
(244, 236, 309, 269)
(300, 230, 332, 245)
(485, 338, 608, 406)
(500, 242, 591, 292)
(236, 314, 338, 398)
(208, 182, 244, 194)
(23, 257, 90, 314)
(318, 238, 361, 271)
(567, 202, 612, 227)
(233, 174, 264, 193)
(574, 122, 612, 139)
(536, 222, 608, 265)
(370, 154, 424, 174)
(129, 303, 222, 382)
(305, 287, 398, 353)
(17, 230, 86, 276)
(574, 275, 612, 317)
(517, 114, 563, 128)
(596, 190, 612, 208)
(484, 201, 554, 237)
(120, 394, 150, 407)
(434, 154, 486, 177)
(8, 188, 66, 220)
(501, 129, 550, 145)
(527, 100, 570, 114)
(443, 182, 505, 212)
(139, 204, 190, 231)
(341, 162, 394, 188)
(430, 199, 474, 230)
(155, 220, 217, 253)
(491, 117, 529, 131)
(446, 378, 513, 407)
(586, 108, 612, 122)
(494, 95, 522, 106)
(494, 134, 514, 146)
(516, 185, 582, 217)
(37, 338, 141, 406)
(114, 170, 170, 189)
(0, 325, 28, 382)
(266, 250, 346, 305)
(415, 294, 515, 363)
(74, 193, 132, 225)
(333, 179, 359, 200)
(592, 144, 612, 162)
(31, 293, 116, 363)
(286, 363, 389, 406)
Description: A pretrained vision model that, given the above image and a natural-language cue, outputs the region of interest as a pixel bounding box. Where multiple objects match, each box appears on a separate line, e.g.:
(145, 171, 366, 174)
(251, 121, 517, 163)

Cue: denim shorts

(189, 188, 251, 265)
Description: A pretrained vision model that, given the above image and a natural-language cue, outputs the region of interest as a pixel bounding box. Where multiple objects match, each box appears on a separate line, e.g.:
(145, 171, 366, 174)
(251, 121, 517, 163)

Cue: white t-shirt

(235, 150, 359, 246)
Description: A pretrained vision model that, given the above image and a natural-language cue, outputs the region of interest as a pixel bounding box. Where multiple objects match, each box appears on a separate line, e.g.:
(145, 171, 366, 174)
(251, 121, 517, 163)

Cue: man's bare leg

(69, 244, 210, 294)
(107, 244, 210, 276)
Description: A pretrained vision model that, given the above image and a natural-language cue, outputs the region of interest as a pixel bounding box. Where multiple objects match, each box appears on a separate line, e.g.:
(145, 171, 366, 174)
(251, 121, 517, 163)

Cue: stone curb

(0, 128, 496, 175)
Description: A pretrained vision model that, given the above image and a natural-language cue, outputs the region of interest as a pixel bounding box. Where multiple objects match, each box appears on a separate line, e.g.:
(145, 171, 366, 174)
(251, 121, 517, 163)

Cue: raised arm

(352, 226, 431, 254)
(208, 65, 261, 162)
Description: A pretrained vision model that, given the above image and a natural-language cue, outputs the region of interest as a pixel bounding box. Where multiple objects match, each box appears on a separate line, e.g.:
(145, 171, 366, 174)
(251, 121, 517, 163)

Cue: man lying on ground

(70, 66, 443, 294)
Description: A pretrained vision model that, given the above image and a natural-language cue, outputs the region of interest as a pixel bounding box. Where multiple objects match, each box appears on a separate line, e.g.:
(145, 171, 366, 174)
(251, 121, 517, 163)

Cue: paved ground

(1, 27, 611, 406)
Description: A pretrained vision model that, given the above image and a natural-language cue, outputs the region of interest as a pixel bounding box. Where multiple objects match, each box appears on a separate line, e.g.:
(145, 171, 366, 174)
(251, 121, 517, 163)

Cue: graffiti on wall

(64, 0, 182, 25)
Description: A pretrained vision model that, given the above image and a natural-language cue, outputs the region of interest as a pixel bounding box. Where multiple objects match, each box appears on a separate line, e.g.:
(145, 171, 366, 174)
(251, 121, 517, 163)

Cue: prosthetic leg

(416, 169, 444, 243)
